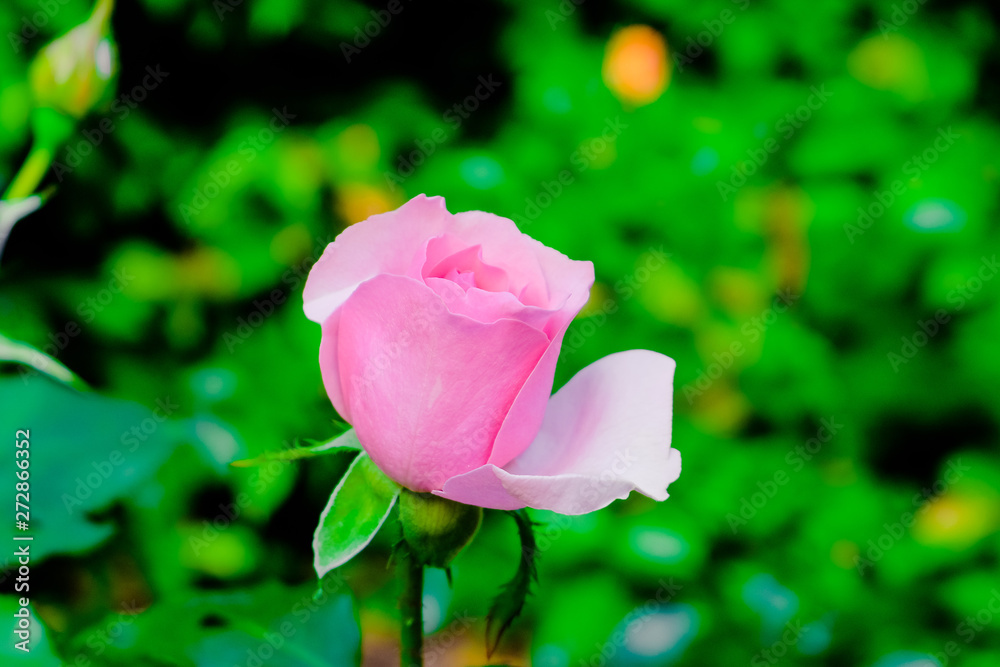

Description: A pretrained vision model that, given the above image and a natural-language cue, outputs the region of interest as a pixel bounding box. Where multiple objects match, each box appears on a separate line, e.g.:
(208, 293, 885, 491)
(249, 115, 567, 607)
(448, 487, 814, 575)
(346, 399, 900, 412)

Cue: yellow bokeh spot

(693, 321, 756, 373)
(113, 244, 177, 301)
(578, 136, 618, 170)
(693, 116, 723, 134)
(913, 488, 1000, 549)
(847, 34, 929, 101)
(830, 540, 859, 569)
(708, 267, 766, 319)
(602, 25, 670, 106)
(763, 186, 813, 294)
(577, 282, 614, 318)
(180, 524, 257, 578)
(688, 380, 749, 435)
(636, 261, 704, 327)
(176, 246, 242, 299)
(822, 458, 857, 487)
(336, 123, 381, 171)
(335, 183, 399, 226)
(270, 222, 314, 266)
(276, 139, 325, 200)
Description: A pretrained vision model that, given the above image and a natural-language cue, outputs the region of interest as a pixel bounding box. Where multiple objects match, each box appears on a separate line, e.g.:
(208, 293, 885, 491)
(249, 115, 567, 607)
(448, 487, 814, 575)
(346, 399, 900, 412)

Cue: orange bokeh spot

(335, 183, 399, 226)
(602, 25, 670, 106)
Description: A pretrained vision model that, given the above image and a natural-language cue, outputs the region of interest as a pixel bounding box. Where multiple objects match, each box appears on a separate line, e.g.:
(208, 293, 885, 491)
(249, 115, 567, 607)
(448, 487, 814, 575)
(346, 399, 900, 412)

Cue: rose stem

(399, 544, 424, 667)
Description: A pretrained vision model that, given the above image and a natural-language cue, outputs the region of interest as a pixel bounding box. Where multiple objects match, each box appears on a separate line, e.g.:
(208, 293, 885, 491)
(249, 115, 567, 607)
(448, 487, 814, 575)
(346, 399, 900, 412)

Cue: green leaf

(64, 582, 360, 667)
(0, 374, 184, 563)
(313, 450, 400, 578)
(231, 428, 361, 467)
(486, 509, 539, 656)
(0, 598, 61, 665)
(0, 331, 88, 390)
(0, 192, 49, 262)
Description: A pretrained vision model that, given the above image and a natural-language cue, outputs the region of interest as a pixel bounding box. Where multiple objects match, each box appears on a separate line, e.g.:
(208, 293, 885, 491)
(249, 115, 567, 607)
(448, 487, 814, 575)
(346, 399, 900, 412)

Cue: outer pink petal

(318, 308, 351, 421)
(485, 329, 565, 467)
(336, 274, 550, 492)
(435, 350, 680, 514)
(303, 194, 452, 323)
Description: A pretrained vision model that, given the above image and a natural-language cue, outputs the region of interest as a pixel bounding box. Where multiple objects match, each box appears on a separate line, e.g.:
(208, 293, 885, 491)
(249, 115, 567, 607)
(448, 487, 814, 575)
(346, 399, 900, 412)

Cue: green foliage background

(1, 0, 999, 665)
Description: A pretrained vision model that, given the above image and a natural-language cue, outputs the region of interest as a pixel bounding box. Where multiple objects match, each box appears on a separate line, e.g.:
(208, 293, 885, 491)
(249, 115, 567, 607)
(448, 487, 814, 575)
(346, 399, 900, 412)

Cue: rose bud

(304, 195, 680, 516)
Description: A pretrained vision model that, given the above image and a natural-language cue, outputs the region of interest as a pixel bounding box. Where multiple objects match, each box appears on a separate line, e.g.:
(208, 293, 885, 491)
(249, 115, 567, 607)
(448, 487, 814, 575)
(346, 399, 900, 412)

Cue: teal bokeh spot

(692, 146, 720, 175)
(460, 155, 504, 190)
(904, 198, 966, 232)
(543, 87, 573, 114)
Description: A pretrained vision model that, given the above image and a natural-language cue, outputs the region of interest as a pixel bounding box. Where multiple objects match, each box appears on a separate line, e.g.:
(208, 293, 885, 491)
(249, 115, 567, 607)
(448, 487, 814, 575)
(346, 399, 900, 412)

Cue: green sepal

(231, 428, 361, 467)
(312, 449, 400, 578)
(398, 490, 482, 568)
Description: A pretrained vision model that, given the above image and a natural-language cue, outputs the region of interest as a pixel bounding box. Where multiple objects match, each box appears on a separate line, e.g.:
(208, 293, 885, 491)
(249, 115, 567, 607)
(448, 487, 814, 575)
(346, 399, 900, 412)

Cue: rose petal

(485, 329, 564, 467)
(335, 274, 550, 492)
(303, 194, 452, 323)
(318, 307, 351, 421)
(423, 240, 511, 293)
(449, 210, 594, 324)
(425, 277, 560, 332)
(435, 350, 680, 514)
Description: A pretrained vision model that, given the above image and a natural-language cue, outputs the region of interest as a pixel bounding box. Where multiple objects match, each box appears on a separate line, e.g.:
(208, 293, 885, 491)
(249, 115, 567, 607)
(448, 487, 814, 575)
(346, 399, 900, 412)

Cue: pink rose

(303, 195, 680, 514)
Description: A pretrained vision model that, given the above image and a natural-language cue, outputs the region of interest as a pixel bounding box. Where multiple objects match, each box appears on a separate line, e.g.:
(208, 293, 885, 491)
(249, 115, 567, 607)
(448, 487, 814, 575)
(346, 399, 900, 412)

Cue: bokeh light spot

(543, 87, 573, 114)
(460, 155, 504, 190)
(904, 198, 966, 232)
(602, 25, 670, 106)
(335, 183, 398, 225)
(691, 146, 719, 175)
